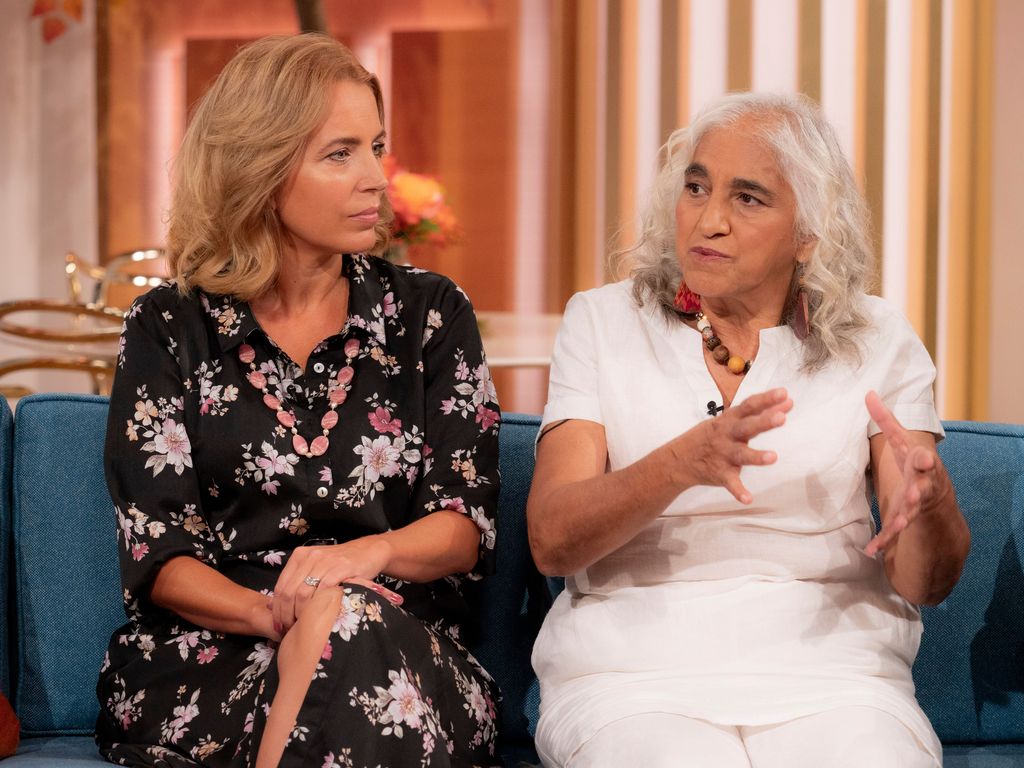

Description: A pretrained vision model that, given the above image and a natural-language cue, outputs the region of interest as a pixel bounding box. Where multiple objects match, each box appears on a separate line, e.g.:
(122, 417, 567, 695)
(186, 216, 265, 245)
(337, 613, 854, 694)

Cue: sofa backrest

(10, 394, 122, 735)
(5, 395, 1024, 748)
(6, 394, 546, 761)
(920, 420, 1024, 744)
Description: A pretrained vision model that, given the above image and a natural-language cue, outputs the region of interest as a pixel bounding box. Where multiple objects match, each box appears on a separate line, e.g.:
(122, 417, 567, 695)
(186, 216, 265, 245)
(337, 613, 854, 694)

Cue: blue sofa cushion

(0, 396, 12, 700)
(464, 413, 545, 763)
(917, 421, 1024, 744)
(12, 395, 123, 735)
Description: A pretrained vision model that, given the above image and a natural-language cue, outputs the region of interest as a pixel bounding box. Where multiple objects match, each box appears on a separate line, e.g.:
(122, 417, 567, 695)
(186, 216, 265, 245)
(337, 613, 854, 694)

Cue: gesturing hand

(269, 537, 403, 636)
(682, 387, 793, 504)
(864, 390, 949, 557)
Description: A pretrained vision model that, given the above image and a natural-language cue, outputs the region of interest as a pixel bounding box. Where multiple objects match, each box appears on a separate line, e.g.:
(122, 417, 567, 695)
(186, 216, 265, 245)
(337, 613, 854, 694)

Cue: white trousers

(564, 707, 939, 768)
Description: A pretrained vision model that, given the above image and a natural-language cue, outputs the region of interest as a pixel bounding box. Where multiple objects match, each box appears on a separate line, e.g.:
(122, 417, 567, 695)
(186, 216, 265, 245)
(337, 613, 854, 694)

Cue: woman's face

(277, 80, 388, 261)
(674, 117, 808, 311)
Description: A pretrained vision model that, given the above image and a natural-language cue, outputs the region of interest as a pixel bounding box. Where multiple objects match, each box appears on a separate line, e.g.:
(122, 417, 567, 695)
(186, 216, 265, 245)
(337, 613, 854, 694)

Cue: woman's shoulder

(855, 293, 918, 336)
(357, 255, 469, 308)
(563, 279, 637, 316)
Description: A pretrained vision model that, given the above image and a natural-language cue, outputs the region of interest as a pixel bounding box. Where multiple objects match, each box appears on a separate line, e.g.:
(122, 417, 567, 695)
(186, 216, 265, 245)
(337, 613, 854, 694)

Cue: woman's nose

(698, 195, 730, 237)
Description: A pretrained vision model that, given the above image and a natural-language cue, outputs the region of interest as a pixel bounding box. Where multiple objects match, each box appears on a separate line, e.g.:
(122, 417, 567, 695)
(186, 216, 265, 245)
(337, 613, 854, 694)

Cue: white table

(476, 311, 562, 369)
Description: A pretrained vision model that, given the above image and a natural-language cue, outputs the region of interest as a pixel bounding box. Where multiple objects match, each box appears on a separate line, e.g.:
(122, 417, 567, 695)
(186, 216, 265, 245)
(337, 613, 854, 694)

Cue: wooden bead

(705, 335, 721, 351)
(712, 345, 731, 363)
(727, 355, 747, 374)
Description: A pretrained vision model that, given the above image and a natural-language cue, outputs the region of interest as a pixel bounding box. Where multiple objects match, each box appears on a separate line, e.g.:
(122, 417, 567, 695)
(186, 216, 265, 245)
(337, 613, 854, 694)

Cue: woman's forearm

(528, 438, 692, 577)
(886, 469, 970, 605)
(375, 510, 481, 582)
(151, 556, 276, 638)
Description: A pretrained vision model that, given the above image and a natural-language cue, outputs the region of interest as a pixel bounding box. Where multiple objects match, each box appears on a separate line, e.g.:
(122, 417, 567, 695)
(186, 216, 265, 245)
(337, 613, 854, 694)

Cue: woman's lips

(690, 246, 730, 261)
(350, 208, 379, 223)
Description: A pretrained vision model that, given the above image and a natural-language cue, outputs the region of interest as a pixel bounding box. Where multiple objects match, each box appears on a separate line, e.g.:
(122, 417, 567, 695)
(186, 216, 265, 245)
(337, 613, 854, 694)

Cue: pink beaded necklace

(239, 337, 360, 459)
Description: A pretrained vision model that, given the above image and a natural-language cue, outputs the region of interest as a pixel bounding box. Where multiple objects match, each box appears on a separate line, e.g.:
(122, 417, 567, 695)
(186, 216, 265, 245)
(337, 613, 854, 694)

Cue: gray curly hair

(620, 91, 875, 371)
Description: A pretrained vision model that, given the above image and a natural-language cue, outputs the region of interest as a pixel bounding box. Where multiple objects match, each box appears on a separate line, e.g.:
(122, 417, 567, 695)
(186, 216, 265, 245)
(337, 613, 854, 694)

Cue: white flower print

(355, 435, 403, 482)
(386, 671, 425, 729)
(142, 418, 193, 477)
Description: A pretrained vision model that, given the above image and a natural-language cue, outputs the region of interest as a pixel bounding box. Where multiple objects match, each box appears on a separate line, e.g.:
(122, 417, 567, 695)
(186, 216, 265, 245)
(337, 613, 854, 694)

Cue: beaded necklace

(239, 337, 360, 458)
(673, 282, 753, 375)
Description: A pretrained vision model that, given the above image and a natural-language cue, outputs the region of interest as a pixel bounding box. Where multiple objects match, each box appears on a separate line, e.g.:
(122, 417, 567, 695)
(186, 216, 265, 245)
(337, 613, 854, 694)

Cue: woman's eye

(372, 142, 387, 157)
(327, 148, 350, 162)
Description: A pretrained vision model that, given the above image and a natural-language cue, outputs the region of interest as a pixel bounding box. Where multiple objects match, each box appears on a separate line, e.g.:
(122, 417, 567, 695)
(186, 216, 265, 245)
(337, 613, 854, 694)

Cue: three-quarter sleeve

(540, 291, 603, 432)
(411, 281, 500, 580)
(867, 298, 944, 439)
(105, 291, 219, 612)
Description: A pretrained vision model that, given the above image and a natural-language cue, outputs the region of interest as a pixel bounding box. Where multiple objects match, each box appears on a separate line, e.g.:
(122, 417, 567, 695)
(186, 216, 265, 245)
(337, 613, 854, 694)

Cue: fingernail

(273, 621, 282, 634)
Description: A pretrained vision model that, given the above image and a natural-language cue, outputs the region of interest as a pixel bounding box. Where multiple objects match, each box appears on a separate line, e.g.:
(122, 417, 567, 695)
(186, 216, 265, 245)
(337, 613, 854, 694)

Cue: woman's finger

(738, 388, 792, 418)
(865, 391, 910, 458)
(344, 576, 404, 606)
(731, 406, 788, 442)
(723, 474, 753, 505)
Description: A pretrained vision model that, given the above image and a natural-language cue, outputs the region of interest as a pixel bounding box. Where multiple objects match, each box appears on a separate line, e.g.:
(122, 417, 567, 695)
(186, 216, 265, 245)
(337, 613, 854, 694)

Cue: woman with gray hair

(527, 92, 968, 767)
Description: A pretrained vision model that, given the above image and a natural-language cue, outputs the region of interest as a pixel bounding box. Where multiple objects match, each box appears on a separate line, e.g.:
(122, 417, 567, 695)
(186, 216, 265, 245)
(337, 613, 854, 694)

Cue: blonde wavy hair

(622, 91, 875, 371)
(167, 34, 392, 300)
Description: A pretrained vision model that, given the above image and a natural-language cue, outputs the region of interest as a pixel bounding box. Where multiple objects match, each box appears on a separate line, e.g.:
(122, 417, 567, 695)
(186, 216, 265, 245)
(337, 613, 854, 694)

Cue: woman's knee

(567, 713, 749, 768)
(742, 708, 938, 768)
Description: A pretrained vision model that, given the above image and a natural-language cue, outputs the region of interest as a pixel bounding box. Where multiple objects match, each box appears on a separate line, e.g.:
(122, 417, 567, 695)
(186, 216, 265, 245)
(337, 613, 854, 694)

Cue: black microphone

(707, 400, 724, 417)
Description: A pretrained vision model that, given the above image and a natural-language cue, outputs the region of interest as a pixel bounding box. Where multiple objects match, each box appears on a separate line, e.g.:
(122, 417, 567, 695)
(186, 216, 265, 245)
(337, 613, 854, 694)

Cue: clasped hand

(267, 537, 403, 638)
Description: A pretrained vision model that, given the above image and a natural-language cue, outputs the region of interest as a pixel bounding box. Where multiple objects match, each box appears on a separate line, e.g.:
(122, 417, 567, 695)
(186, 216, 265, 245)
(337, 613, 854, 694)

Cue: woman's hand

(676, 387, 793, 504)
(270, 537, 403, 635)
(864, 391, 951, 557)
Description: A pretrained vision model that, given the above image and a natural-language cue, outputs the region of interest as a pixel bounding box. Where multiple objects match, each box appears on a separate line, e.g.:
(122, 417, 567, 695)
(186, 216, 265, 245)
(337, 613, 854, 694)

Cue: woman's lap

(98, 585, 499, 767)
(560, 707, 937, 768)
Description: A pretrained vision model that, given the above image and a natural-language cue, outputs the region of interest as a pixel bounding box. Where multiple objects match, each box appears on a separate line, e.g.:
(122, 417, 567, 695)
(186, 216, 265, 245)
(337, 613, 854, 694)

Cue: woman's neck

(255, 252, 346, 318)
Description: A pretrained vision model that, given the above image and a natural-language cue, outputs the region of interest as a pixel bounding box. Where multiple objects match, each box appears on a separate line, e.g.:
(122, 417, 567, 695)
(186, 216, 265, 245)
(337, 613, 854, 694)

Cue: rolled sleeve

(411, 281, 500, 580)
(541, 292, 604, 431)
(866, 304, 944, 441)
(105, 292, 219, 612)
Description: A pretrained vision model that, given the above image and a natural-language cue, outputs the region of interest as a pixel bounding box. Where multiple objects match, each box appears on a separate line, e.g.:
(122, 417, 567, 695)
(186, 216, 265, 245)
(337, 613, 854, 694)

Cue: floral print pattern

(97, 255, 501, 768)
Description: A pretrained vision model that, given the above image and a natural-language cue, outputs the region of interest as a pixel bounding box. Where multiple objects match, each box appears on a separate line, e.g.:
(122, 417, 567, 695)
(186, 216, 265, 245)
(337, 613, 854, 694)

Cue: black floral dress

(96, 255, 501, 768)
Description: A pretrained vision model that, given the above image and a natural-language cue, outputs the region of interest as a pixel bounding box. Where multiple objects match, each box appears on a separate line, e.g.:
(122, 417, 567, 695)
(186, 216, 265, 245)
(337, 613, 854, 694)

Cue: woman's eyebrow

(317, 130, 387, 154)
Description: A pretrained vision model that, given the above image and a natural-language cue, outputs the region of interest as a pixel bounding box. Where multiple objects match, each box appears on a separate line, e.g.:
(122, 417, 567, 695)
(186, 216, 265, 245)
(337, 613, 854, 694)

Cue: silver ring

(303, 576, 321, 587)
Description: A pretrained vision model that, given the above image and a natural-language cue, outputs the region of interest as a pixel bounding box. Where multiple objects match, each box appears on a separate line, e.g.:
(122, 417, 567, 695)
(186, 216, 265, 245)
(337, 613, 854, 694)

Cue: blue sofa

(2, 393, 1024, 766)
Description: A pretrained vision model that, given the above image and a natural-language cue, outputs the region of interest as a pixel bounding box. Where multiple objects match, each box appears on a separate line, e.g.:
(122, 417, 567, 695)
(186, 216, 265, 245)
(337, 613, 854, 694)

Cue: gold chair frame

(0, 249, 166, 398)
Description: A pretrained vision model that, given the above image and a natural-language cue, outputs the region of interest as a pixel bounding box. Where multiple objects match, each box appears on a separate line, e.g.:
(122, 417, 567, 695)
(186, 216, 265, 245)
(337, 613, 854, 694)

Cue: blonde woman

(96, 35, 501, 768)
(528, 92, 969, 767)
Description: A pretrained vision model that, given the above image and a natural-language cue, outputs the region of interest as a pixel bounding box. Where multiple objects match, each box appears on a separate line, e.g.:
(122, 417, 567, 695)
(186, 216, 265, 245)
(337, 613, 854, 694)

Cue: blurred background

(1, 0, 1021, 421)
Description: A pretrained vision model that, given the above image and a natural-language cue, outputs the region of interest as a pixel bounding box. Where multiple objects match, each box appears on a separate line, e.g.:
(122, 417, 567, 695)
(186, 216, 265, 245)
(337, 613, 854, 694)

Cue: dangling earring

(673, 281, 701, 314)
(792, 264, 810, 341)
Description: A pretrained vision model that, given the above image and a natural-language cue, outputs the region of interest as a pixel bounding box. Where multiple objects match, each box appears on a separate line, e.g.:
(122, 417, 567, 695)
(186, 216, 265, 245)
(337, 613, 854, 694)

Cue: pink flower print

(386, 672, 425, 729)
(197, 646, 219, 664)
(475, 405, 499, 431)
(321, 640, 333, 661)
(131, 542, 149, 561)
(368, 406, 403, 436)
(440, 497, 467, 515)
(152, 418, 192, 475)
(256, 443, 297, 479)
(382, 291, 398, 317)
(467, 678, 488, 721)
(455, 360, 470, 381)
(318, 466, 333, 484)
(355, 436, 402, 482)
(440, 397, 456, 415)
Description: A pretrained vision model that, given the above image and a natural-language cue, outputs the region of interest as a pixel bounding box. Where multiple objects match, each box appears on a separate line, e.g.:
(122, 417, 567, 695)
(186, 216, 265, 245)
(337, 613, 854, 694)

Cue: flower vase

(384, 241, 411, 266)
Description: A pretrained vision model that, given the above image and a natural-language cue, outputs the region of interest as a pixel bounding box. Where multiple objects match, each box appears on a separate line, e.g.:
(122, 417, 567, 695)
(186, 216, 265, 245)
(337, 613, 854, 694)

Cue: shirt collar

(208, 253, 389, 356)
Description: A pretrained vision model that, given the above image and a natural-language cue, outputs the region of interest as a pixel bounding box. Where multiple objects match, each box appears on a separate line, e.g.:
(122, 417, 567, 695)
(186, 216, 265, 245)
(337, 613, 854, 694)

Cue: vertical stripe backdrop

(557, 0, 992, 419)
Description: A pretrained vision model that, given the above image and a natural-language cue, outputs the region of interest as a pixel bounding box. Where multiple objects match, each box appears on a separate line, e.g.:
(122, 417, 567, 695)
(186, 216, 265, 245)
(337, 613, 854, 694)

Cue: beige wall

(988, 0, 1024, 424)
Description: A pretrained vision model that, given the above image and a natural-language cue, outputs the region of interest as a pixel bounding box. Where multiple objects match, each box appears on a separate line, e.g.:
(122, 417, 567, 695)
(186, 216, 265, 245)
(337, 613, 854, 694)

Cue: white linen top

(531, 279, 944, 766)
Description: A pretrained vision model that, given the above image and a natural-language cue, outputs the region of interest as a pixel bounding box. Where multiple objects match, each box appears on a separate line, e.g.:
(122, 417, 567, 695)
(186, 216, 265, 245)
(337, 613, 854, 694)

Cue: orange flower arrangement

(383, 156, 459, 248)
